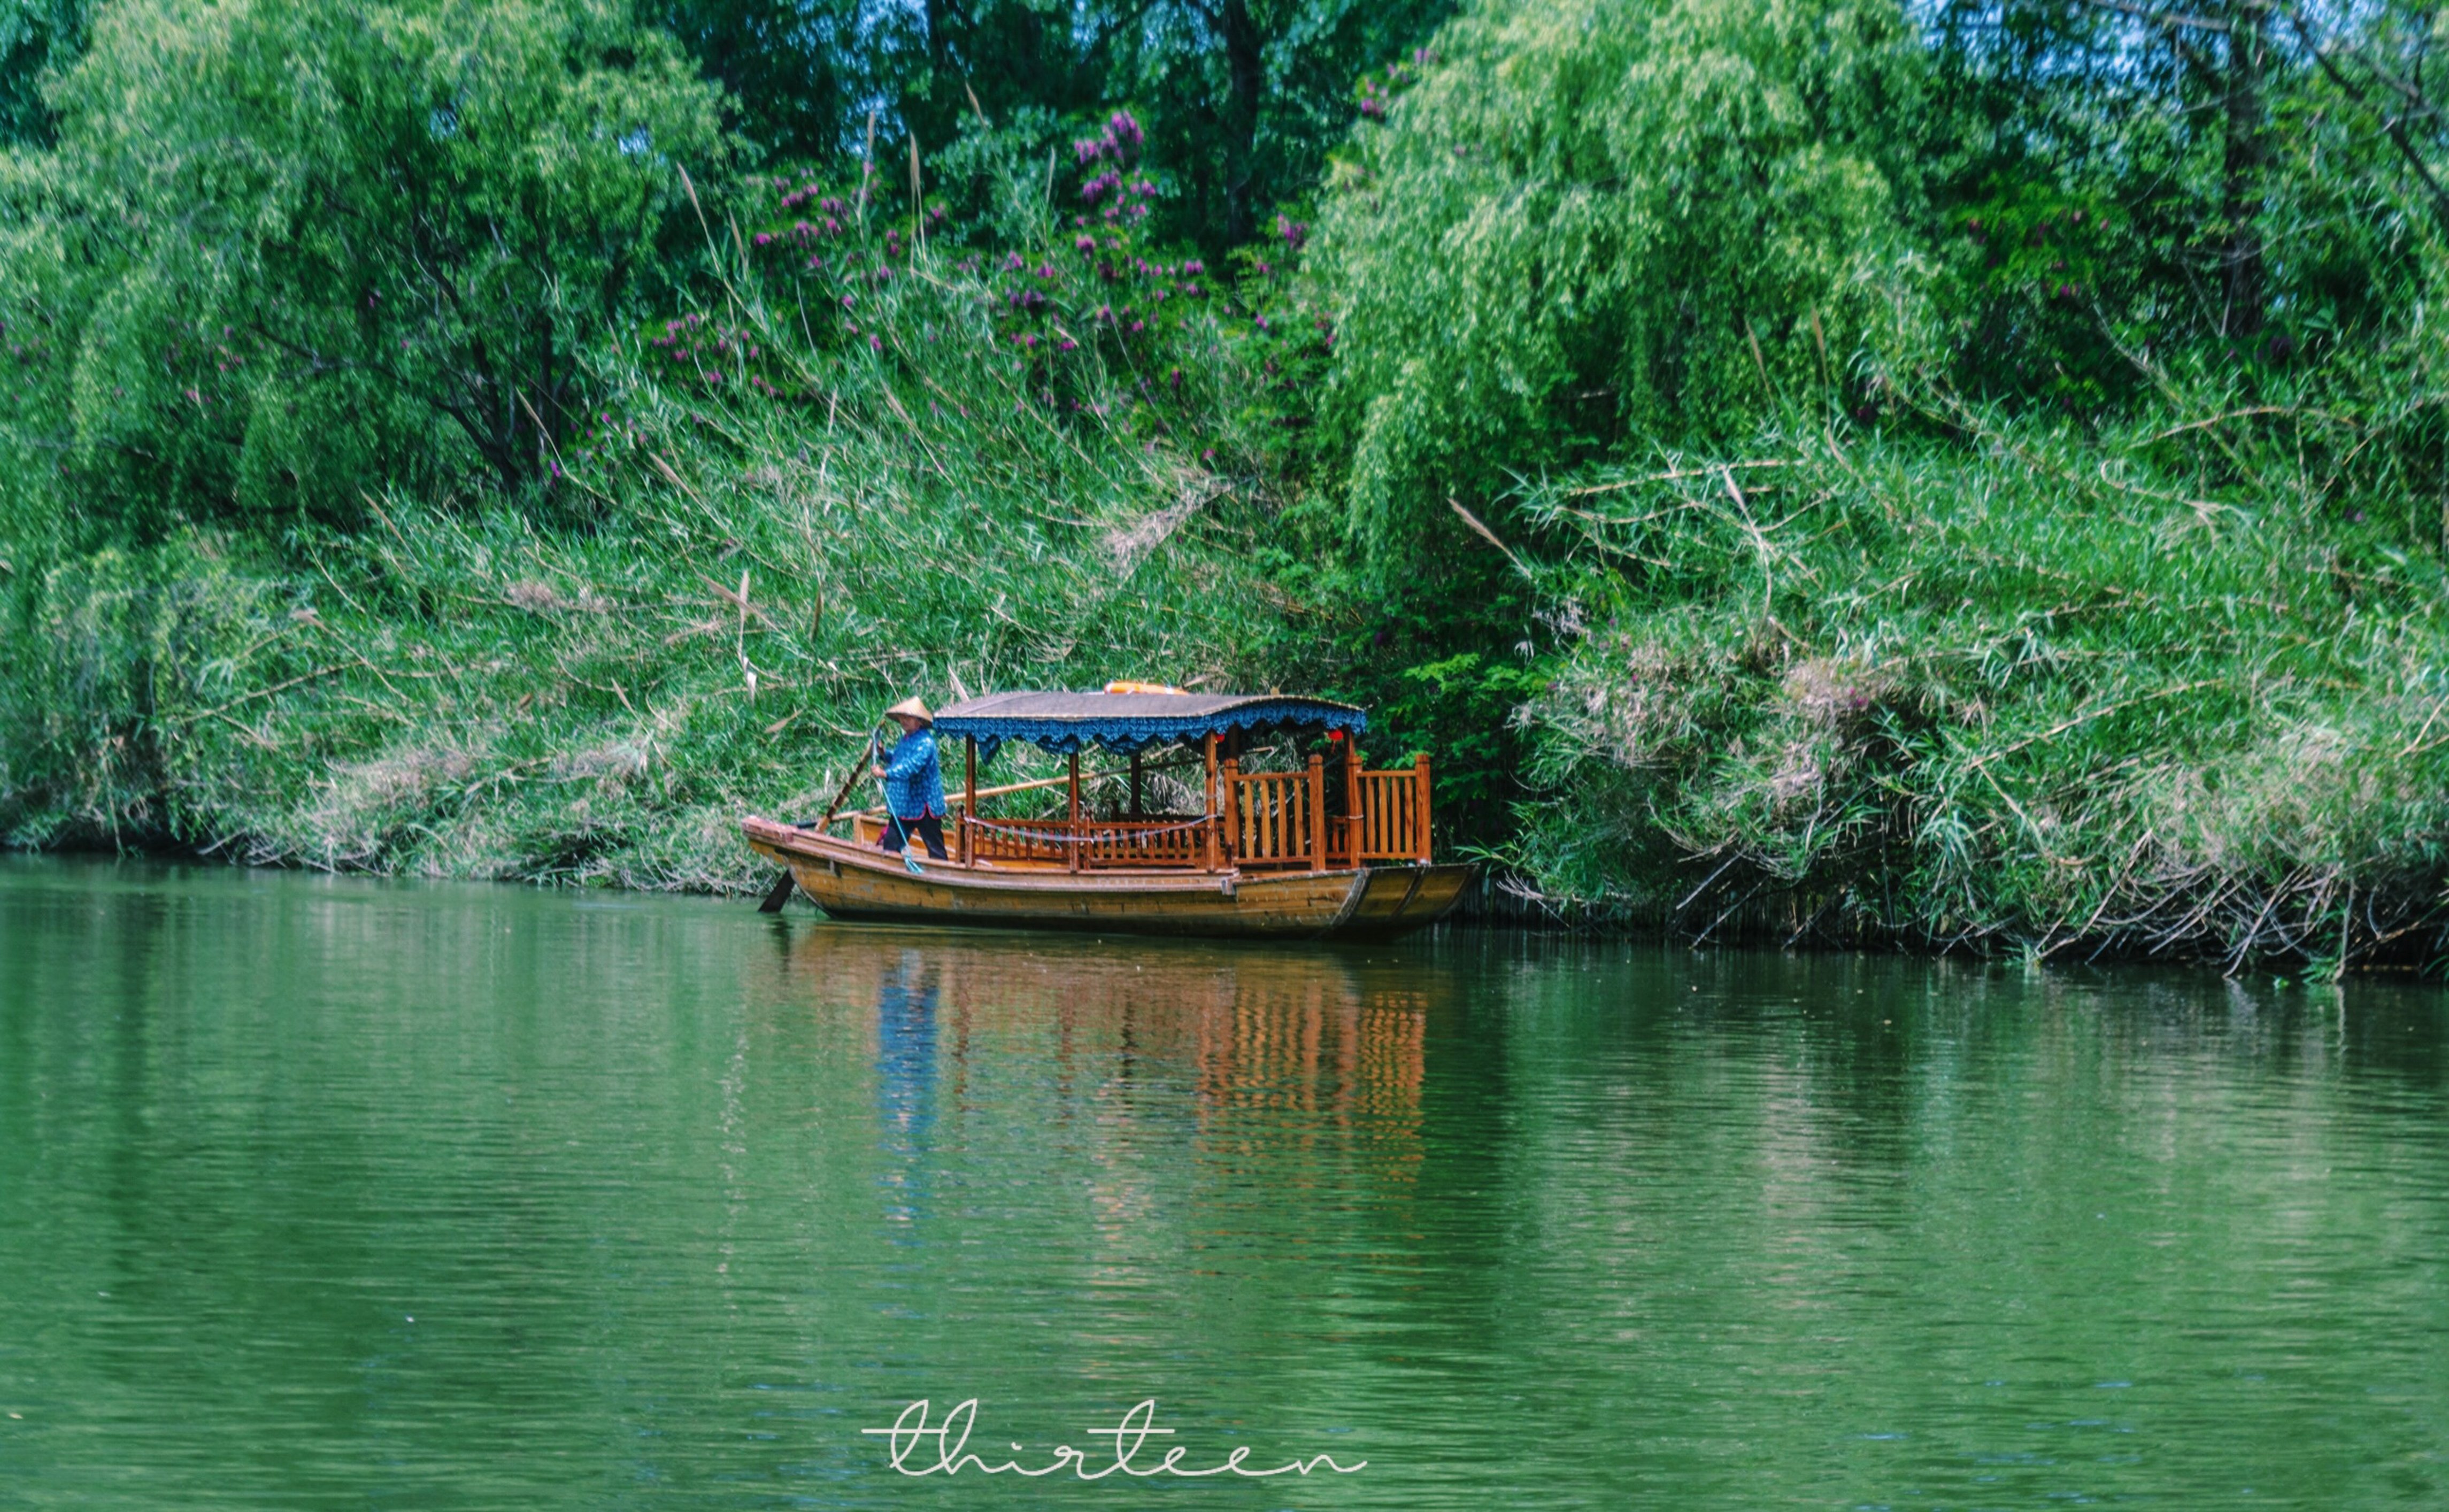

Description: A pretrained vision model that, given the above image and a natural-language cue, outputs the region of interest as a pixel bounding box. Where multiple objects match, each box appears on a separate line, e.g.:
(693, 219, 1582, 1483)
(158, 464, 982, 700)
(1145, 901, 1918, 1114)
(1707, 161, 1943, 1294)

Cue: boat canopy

(934, 691, 1366, 762)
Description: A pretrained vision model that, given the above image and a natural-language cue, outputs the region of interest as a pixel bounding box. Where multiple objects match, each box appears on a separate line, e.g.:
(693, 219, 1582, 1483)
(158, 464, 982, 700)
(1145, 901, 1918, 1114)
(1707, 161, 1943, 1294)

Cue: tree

(1, 0, 726, 535)
(1127, 0, 1458, 250)
(651, 0, 1457, 255)
(1305, 0, 1929, 566)
(638, 0, 880, 160)
(0, 0, 82, 146)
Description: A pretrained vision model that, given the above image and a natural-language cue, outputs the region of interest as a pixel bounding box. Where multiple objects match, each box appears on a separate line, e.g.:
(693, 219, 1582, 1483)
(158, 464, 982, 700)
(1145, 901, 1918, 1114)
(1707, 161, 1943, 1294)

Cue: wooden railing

(1222, 757, 1328, 871)
(1222, 753, 1431, 870)
(1346, 754, 1433, 863)
(960, 814, 1213, 871)
(857, 751, 1434, 873)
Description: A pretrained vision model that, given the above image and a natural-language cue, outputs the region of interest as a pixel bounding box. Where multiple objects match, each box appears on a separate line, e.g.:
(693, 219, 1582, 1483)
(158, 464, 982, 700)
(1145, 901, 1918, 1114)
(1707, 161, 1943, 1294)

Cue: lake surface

(1, 857, 2444, 1509)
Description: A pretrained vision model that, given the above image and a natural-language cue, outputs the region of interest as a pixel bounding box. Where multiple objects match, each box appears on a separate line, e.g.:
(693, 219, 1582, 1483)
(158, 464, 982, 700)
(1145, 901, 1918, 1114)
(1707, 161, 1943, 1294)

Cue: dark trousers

(881, 812, 948, 859)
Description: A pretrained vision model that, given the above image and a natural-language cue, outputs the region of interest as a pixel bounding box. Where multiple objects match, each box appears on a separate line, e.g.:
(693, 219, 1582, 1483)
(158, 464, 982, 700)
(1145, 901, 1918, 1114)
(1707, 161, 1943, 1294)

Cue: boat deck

(744, 816, 1472, 939)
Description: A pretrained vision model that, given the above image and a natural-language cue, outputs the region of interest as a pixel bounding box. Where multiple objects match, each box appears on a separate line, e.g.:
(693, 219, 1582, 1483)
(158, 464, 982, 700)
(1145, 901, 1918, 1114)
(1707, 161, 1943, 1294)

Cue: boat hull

(742, 816, 1471, 939)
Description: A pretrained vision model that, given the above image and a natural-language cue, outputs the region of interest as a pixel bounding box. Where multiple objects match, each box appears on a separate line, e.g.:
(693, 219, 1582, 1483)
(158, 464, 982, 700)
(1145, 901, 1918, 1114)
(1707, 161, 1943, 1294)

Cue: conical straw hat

(884, 696, 933, 723)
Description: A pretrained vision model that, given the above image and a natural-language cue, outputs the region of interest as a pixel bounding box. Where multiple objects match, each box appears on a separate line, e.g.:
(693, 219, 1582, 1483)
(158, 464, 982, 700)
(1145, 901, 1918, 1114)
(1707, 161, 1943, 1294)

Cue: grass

(1506, 404, 2449, 973)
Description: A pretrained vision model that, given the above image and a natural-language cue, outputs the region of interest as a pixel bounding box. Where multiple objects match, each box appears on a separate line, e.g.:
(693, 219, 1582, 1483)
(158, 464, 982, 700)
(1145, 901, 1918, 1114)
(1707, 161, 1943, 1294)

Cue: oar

(759, 728, 884, 912)
(816, 728, 884, 831)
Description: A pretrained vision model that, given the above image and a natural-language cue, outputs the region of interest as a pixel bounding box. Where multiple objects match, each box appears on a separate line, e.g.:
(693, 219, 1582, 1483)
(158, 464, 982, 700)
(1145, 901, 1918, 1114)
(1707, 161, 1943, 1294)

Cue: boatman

(872, 697, 949, 860)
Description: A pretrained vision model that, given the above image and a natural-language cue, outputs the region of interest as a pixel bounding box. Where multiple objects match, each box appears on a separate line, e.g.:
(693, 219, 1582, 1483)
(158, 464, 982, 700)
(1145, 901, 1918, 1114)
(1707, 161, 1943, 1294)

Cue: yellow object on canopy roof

(1103, 680, 1185, 695)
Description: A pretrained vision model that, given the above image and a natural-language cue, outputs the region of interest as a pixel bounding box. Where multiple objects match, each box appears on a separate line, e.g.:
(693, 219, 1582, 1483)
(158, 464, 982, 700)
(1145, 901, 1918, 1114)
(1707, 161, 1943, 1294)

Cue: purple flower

(752, 232, 773, 247)
(869, 333, 883, 352)
(1183, 259, 1205, 276)
(1110, 111, 1143, 151)
(1076, 235, 1096, 255)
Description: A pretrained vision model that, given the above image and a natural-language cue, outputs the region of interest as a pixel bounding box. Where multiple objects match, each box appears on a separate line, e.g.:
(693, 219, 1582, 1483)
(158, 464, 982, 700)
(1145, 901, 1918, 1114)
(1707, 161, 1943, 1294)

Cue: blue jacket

(880, 730, 945, 819)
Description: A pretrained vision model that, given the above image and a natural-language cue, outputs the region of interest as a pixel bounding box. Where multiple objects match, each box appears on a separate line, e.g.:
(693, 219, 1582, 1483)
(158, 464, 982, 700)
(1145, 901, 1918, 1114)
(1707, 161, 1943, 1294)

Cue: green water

(1, 859, 2444, 1509)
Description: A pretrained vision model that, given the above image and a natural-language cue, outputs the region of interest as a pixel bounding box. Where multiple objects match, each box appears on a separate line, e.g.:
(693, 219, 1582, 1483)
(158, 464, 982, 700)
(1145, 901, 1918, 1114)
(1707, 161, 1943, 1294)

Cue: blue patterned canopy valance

(933, 691, 1367, 764)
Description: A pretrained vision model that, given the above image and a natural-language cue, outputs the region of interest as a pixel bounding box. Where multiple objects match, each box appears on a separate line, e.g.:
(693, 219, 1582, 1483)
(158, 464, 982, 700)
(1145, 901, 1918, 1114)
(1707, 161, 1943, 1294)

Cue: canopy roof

(934, 691, 1366, 760)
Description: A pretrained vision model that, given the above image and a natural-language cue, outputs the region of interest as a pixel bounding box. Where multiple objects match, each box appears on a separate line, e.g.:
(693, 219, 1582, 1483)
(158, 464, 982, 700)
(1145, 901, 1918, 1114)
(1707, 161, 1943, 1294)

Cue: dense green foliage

(1, 0, 723, 540)
(12, 0, 2449, 970)
(1308, 0, 1927, 554)
(0, 0, 80, 145)
(641, 0, 1459, 254)
(1, 124, 1293, 878)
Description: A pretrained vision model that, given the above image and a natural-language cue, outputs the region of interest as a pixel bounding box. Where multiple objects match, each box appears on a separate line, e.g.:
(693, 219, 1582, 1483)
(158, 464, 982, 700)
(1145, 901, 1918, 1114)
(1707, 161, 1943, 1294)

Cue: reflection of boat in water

(783, 927, 1431, 1137)
(744, 690, 1474, 939)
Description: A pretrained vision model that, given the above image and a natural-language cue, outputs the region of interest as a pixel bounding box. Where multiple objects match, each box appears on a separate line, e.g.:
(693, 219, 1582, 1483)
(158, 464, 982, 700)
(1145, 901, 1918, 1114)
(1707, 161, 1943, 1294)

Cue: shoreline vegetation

(9, 0, 2449, 975)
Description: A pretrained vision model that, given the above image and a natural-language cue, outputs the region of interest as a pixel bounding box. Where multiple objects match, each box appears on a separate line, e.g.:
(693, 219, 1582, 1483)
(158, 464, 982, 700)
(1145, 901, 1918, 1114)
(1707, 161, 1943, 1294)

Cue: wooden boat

(743, 690, 1475, 939)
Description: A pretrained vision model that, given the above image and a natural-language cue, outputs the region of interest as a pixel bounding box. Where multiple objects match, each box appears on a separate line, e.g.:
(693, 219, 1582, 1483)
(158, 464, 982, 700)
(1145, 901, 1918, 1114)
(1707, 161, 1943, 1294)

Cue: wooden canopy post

(1306, 753, 1327, 873)
(1203, 733, 1220, 871)
(1219, 752, 1241, 867)
(1413, 752, 1433, 862)
(1067, 751, 1082, 871)
(1342, 737, 1362, 866)
(962, 736, 976, 865)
